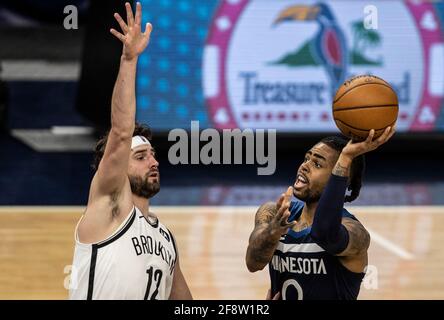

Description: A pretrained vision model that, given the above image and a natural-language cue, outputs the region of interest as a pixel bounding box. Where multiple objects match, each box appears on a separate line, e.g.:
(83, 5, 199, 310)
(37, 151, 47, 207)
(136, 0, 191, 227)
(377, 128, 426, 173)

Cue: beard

(129, 173, 160, 199)
(294, 187, 322, 204)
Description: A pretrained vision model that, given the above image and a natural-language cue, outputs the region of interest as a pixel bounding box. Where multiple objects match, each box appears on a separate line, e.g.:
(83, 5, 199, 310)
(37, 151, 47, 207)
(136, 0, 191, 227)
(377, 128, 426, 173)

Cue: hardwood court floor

(0, 206, 443, 300)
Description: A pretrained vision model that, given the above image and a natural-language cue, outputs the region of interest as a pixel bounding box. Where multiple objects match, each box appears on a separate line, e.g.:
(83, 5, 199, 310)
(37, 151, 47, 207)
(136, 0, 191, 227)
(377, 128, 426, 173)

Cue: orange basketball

(333, 75, 399, 140)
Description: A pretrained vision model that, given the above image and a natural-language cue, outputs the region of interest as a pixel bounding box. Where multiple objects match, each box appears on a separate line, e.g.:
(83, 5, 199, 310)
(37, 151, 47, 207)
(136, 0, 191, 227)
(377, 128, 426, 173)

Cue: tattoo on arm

(332, 162, 349, 177)
(339, 218, 370, 257)
(246, 202, 281, 271)
(255, 202, 276, 224)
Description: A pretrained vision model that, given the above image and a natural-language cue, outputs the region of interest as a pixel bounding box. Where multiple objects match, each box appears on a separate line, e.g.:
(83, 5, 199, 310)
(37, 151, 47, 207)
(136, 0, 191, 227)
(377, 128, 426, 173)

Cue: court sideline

(0, 206, 442, 300)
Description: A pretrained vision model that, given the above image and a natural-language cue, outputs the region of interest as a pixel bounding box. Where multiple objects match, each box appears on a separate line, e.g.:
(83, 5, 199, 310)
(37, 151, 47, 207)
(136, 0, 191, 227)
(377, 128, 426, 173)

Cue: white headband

(131, 135, 151, 150)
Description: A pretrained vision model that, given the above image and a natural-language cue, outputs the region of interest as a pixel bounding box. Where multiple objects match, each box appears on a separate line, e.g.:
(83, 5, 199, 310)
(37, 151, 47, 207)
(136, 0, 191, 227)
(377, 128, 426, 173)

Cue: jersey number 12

(144, 266, 163, 300)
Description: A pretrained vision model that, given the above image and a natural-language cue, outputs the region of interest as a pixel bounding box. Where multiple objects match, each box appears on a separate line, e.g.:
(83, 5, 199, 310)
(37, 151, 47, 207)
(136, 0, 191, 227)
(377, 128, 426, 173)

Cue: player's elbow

(109, 124, 134, 141)
(246, 261, 264, 273)
(245, 252, 265, 273)
(361, 229, 371, 253)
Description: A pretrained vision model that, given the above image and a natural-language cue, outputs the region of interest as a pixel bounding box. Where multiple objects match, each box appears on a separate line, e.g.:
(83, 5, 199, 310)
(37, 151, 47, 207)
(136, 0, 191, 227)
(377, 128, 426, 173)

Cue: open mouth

(148, 172, 159, 178)
(294, 173, 309, 189)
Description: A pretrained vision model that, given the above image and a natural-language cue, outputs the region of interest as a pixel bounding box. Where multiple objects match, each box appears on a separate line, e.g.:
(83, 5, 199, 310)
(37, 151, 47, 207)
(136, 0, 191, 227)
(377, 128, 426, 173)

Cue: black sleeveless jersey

(269, 200, 365, 300)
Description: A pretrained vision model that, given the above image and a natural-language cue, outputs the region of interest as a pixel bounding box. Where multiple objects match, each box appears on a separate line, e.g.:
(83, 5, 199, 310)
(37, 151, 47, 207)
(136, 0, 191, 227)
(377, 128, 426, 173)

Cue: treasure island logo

(202, 0, 444, 132)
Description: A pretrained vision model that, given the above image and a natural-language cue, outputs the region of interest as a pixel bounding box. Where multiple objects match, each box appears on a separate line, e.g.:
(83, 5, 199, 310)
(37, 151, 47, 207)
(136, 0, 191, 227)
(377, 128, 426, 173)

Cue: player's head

(93, 123, 160, 199)
(293, 135, 365, 204)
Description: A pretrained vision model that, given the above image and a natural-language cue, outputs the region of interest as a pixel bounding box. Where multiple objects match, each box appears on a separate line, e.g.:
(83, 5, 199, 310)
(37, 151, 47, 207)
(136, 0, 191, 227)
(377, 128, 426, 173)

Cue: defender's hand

(110, 2, 152, 60)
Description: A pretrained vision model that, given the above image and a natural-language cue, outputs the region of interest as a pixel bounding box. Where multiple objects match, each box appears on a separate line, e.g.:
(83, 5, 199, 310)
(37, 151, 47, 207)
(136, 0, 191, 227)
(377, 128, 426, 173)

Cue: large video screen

(136, 0, 444, 132)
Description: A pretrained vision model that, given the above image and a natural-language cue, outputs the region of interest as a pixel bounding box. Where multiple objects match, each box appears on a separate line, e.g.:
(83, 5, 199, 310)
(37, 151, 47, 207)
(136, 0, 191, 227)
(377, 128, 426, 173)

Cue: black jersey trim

(96, 208, 137, 249)
(86, 209, 136, 299)
(139, 214, 159, 228)
(86, 246, 98, 300)
(166, 228, 178, 274)
(167, 228, 178, 258)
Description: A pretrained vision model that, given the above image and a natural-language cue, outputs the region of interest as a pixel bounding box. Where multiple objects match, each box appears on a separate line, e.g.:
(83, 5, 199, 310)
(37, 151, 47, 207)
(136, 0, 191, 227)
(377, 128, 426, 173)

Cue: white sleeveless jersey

(69, 206, 177, 300)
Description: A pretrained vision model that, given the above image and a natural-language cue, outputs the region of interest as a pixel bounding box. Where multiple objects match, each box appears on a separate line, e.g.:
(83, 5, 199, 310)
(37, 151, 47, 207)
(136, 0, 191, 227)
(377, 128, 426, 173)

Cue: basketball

(3, 0, 444, 304)
(333, 75, 399, 140)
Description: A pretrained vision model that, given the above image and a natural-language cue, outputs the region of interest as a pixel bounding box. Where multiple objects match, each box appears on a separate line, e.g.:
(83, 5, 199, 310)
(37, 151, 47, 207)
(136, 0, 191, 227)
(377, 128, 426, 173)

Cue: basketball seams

(334, 118, 397, 132)
(334, 104, 399, 112)
(333, 82, 396, 104)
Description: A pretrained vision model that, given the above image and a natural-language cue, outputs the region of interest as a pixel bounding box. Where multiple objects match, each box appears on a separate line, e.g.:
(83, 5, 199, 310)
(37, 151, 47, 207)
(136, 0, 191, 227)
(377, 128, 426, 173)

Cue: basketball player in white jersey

(69, 2, 192, 300)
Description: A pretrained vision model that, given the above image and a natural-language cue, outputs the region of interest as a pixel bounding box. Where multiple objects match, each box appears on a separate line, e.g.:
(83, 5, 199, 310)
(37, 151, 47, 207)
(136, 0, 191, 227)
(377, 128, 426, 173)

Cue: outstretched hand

(268, 186, 296, 237)
(110, 2, 152, 60)
(341, 126, 396, 160)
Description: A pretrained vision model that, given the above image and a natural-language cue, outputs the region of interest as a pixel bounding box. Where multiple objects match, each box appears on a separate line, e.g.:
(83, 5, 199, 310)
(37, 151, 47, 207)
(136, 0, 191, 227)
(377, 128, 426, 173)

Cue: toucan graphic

(274, 3, 348, 95)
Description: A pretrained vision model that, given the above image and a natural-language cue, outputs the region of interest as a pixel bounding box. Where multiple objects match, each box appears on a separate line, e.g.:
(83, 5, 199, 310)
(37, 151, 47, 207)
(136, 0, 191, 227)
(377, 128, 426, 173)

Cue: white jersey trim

(277, 242, 325, 253)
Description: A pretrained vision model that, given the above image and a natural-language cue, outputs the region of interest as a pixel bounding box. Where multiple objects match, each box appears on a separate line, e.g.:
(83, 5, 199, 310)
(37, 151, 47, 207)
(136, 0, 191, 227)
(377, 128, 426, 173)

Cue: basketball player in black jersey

(246, 127, 395, 300)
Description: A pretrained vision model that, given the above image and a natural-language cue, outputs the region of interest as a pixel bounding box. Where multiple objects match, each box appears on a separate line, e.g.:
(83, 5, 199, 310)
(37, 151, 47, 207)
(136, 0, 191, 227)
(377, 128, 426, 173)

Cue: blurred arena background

(1, 0, 444, 299)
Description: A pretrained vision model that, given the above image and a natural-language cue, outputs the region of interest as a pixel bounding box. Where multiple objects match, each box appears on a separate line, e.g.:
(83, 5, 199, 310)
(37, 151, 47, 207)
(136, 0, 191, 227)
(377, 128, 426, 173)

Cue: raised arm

(310, 127, 395, 271)
(90, 2, 152, 199)
(79, 3, 152, 243)
(246, 187, 295, 272)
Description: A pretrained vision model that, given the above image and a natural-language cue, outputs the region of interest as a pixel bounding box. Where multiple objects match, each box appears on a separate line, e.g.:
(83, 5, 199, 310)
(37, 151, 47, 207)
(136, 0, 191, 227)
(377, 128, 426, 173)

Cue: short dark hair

(319, 135, 366, 203)
(92, 122, 153, 172)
